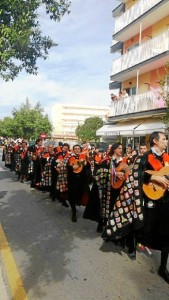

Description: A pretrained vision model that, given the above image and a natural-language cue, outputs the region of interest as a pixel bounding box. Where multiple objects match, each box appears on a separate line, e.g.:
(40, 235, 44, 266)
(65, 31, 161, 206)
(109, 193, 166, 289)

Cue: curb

(0, 262, 9, 300)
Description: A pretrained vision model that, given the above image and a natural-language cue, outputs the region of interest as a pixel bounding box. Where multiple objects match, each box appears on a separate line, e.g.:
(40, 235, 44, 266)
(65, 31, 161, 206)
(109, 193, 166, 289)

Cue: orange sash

(148, 153, 169, 171)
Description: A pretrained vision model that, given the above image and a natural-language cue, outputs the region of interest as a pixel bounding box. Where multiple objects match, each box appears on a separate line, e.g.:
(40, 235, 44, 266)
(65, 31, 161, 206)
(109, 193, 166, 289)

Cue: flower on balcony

(150, 87, 166, 108)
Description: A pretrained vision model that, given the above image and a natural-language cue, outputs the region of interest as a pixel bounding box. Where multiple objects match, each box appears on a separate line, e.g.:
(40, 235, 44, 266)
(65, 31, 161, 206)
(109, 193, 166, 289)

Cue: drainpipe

(136, 69, 139, 94)
(139, 22, 142, 45)
(136, 22, 142, 95)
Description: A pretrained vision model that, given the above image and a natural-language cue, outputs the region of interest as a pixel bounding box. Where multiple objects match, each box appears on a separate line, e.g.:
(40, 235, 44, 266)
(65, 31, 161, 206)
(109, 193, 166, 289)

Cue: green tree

(158, 62, 169, 128)
(0, 0, 71, 80)
(0, 116, 14, 137)
(10, 98, 53, 140)
(75, 116, 104, 142)
(13, 98, 53, 139)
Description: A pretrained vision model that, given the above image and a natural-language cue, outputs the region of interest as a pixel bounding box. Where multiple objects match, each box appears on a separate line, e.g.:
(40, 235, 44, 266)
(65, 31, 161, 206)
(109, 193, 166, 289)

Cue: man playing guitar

(137, 131, 169, 283)
(67, 144, 91, 222)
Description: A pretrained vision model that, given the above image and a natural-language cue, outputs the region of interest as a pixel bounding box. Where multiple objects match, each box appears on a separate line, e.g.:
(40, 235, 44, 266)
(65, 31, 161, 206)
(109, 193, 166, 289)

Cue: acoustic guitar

(69, 158, 83, 173)
(111, 162, 132, 189)
(142, 166, 169, 200)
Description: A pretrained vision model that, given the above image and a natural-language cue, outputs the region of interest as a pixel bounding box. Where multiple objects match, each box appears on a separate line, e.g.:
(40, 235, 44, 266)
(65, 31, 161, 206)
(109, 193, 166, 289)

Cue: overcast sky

(0, 0, 118, 120)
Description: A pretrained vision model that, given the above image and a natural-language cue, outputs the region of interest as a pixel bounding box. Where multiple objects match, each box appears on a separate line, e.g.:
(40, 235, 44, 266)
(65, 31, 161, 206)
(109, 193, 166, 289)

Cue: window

(131, 86, 136, 95)
(122, 136, 146, 151)
(125, 86, 136, 96)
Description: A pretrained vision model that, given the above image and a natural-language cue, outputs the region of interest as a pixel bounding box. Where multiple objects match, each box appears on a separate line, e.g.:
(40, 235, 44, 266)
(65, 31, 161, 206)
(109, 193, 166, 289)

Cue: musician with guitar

(52, 143, 70, 207)
(67, 144, 92, 222)
(137, 131, 169, 283)
(27, 138, 44, 188)
(95, 142, 128, 233)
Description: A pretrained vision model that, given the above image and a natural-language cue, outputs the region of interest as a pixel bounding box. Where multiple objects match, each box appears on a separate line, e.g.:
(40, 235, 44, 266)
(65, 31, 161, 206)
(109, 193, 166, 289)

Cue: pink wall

(124, 26, 152, 53)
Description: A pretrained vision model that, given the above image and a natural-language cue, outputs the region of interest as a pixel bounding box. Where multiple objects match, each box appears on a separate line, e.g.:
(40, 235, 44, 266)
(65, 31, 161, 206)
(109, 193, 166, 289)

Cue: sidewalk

(0, 262, 9, 300)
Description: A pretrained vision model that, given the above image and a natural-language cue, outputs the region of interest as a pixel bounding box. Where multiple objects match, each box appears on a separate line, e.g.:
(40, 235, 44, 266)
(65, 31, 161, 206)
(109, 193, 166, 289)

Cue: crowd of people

(1, 132, 169, 284)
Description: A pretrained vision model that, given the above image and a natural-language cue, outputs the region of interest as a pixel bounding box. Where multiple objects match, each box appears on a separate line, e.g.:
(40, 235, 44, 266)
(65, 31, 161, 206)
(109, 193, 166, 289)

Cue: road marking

(0, 224, 29, 300)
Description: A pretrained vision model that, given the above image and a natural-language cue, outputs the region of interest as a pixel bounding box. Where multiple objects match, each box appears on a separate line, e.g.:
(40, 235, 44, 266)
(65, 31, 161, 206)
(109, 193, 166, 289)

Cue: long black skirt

(136, 200, 169, 251)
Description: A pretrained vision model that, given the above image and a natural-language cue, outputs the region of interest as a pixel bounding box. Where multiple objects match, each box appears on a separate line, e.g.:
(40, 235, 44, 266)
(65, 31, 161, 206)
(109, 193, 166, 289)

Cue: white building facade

(51, 103, 109, 140)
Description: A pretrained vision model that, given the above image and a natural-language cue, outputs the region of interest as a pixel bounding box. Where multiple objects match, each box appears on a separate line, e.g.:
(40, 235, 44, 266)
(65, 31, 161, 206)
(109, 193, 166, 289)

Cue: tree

(0, 116, 14, 137)
(75, 116, 104, 142)
(0, 98, 53, 139)
(158, 62, 169, 128)
(0, 0, 71, 80)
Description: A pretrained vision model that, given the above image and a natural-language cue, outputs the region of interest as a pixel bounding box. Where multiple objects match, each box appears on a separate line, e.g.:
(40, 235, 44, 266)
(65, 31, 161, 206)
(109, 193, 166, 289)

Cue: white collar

(151, 147, 164, 156)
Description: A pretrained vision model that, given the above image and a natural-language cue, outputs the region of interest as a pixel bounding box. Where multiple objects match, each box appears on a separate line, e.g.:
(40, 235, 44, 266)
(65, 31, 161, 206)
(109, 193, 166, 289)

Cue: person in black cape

(67, 144, 92, 222)
(136, 131, 169, 283)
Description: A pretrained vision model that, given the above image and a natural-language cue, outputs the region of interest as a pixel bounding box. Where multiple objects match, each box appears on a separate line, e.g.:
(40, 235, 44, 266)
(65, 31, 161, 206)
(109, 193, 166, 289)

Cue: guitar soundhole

(151, 183, 157, 192)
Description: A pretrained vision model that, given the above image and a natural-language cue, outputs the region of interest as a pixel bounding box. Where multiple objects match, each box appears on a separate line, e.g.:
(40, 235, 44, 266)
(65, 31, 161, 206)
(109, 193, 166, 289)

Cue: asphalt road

(0, 148, 169, 300)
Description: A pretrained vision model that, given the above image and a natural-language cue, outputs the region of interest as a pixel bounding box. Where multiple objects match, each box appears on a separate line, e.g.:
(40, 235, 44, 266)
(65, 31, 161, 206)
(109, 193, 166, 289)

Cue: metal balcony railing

(114, 0, 162, 34)
(111, 31, 169, 76)
(109, 90, 166, 117)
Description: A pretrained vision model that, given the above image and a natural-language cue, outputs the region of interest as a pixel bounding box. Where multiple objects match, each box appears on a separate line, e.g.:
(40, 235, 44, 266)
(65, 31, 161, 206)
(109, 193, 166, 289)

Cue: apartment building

(51, 103, 109, 140)
(97, 0, 169, 149)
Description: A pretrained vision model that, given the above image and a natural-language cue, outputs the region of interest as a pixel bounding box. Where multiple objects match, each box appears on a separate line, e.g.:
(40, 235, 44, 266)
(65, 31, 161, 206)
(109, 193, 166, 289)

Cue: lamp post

(133, 123, 142, 148)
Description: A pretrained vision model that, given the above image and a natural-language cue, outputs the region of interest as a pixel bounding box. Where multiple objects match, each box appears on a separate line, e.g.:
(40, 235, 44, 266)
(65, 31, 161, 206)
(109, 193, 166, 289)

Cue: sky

(0, 0, 118, 120)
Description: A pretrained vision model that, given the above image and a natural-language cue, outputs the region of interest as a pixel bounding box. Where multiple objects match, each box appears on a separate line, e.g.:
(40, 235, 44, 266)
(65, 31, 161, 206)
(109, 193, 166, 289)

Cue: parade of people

(1, 131, 169, 285)
(0, 0, 169, 297)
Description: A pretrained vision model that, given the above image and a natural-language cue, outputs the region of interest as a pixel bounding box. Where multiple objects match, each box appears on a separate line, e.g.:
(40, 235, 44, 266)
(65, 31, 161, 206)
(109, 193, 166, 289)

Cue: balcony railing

(108, 90, 166, 117)
(111, 31, 169, 76)
(112, 40, 119, 46)
(115, 0, 162, 34)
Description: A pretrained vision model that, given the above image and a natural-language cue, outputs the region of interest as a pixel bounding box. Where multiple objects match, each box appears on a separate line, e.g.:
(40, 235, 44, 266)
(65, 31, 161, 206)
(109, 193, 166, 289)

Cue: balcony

(110, 40, 123, 54)
(112, 3, 125, 18)
(108, 90, 166, 117)
(109, 81, 121, 90)
(113, 0, 168, 42)
(111, 31, 169, 82)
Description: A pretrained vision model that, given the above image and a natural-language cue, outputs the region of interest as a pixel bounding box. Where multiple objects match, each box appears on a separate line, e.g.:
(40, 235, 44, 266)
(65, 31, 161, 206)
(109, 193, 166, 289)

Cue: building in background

(51, 103, 109, 140)
(97, 0, 169, 149)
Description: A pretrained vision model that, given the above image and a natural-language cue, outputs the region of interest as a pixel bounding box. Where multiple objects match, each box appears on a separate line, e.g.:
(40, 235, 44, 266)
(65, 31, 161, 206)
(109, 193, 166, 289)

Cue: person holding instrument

(137, 131, 169, 283)
(67, 144, 92, 222)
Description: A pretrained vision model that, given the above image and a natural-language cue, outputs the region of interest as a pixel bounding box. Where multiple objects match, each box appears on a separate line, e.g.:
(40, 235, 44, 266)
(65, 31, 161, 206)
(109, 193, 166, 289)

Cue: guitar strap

(110, 159, 116, 186)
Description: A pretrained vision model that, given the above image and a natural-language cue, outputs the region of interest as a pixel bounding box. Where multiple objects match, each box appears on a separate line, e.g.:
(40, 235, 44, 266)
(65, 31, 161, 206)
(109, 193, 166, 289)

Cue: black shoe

(128, 246, 136, 260)
(158, 267, 169, 283)
(128, 251, 136, 260)
(71, 213, 77, 222)
(62, 201, 69, 208)
(96, 222, 103, 233)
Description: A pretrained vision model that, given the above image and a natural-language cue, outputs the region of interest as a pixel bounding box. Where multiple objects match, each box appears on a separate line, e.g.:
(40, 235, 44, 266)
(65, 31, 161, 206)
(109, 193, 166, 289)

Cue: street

(0, 149, 169, 300)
